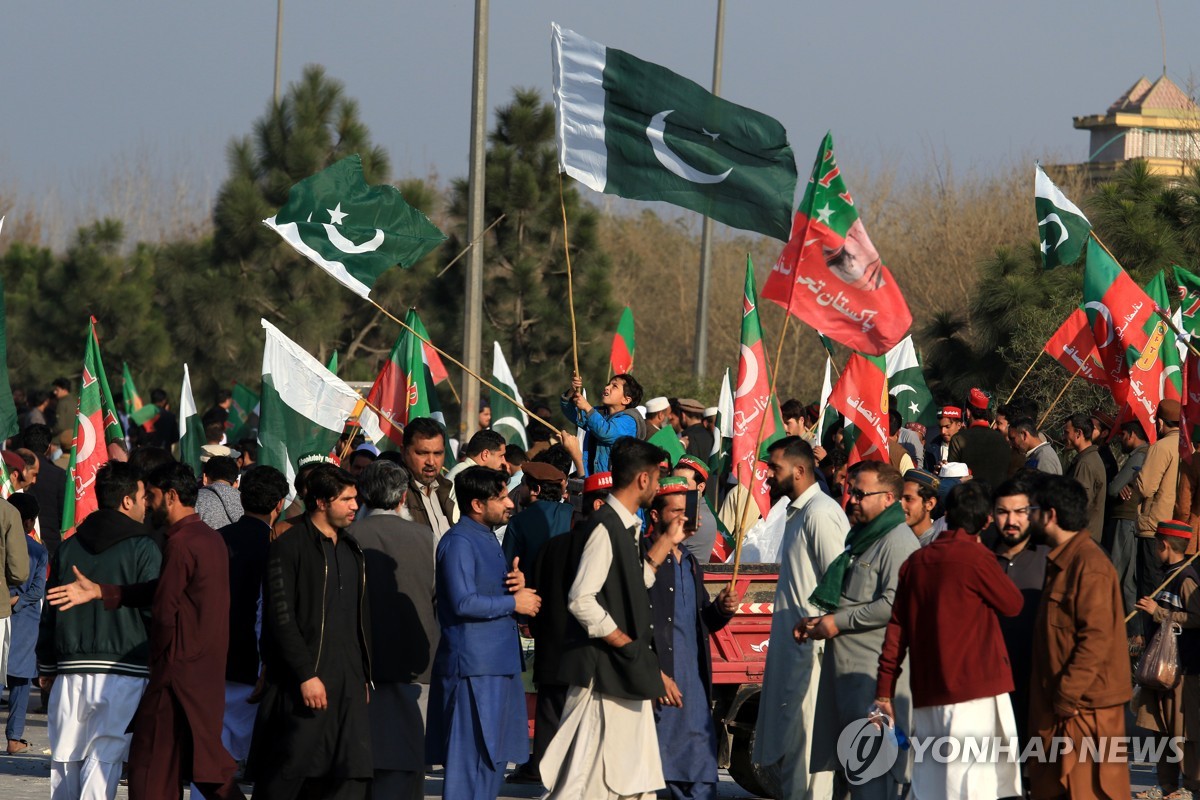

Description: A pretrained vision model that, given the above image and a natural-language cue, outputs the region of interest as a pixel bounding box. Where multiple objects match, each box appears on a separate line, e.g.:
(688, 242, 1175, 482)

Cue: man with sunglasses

(803, 461, 919, 798)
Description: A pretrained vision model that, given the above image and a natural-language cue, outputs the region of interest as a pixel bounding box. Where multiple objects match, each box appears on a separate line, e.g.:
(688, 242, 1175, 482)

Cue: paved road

(0, 708, 1161, 799)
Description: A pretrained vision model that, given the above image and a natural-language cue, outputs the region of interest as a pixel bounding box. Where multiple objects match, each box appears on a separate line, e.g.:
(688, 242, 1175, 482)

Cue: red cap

(939, 406, 963, 421)
(674, 455, 709, 482)
(583, 472, 613, 494)
(1157, 520, 1193, 540)
(655, 477, 690, 497)
(967, 388, 989, 411)
(0, 451, 23, 475)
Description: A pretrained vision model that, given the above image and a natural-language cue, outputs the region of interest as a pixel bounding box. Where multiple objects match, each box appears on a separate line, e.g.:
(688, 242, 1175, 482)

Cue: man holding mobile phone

(643, 477, 738, 800)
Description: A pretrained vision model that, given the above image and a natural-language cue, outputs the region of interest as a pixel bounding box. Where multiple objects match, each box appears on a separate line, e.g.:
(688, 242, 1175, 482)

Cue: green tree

(427, 88, 615, 404)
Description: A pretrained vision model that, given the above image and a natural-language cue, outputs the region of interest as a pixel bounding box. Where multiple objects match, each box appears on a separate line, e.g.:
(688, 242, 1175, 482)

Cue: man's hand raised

(46, 566, 103, 610)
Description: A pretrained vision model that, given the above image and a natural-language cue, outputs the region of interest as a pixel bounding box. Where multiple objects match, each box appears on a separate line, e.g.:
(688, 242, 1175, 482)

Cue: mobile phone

(684, 489, 699, 532)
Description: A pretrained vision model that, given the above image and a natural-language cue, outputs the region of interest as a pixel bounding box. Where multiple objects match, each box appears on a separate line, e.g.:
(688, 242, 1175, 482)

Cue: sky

(3, 1, 1199, 241)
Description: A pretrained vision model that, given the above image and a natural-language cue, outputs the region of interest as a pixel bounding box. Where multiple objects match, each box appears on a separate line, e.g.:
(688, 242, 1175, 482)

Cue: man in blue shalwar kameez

(644, 478, 738, 800)
(426, 467, 543, 800)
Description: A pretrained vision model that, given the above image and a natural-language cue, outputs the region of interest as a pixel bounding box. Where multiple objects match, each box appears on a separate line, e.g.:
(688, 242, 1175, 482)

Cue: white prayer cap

(938, 462, 970, 479)
(645, 396, 670, 414)
(704, 407, 718, 418)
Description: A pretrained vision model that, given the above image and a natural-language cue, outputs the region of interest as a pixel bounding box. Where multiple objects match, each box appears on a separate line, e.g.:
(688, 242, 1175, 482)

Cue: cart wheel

(727, 718, 781, 798)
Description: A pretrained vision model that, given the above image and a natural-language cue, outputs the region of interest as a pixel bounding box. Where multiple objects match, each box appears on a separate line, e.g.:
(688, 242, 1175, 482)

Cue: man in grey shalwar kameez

(802, 461, 918, 799)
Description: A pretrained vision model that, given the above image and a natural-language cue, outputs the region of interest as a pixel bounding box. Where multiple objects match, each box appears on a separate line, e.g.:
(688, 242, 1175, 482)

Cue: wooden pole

(1005, 351, 1044, 405)
(1126, 549, 1200, 623)
(434, 214, 506, 279)
(558, 173, 581, 378)
(1037, 361, 1086, 429)
(362, 295, 560, 436)
(337, 398, 366, 463)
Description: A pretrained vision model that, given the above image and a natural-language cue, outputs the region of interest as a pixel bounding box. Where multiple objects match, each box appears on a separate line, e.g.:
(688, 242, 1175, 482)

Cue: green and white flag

(1035, 163, 1091, 270)
(490, 341, 528, 450)
(884, 335, 937, 429)
(178, 364, 204, 473)
(259, 319, 384, 489)
(816, 358, 839, 445)
(710, 368, 733, 473)
(551, 23, 797, 241)
(264, 155, 447, 299)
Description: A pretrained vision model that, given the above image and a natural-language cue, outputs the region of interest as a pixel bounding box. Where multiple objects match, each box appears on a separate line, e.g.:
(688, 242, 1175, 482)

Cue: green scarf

(809, 501, 906, 613)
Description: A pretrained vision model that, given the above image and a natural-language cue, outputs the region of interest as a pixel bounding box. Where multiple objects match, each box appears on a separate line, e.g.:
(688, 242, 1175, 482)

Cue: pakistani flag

(551, 23, 797, 241)
(264, 155, 447, 299)
(1035, 164, 1091, 270)
(1174, 265, 1200, 337)
(259, 319, 383, 489)
(490, 341, 528, 449)
(227, 382, 261, 444)
(178, 364, 204, 472)
(326, 350, 339, 375)
(884, 336, 936, 429)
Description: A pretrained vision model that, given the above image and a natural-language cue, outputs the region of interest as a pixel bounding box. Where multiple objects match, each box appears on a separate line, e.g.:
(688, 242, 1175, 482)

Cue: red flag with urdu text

(762, 132, 911, 355)
(1043, 307, 1109, 389)
(827, 353, 890, 465)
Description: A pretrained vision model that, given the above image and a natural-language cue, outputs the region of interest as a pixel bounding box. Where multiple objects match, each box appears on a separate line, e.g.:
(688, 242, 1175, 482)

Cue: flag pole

(1004, 351, 1044, 405)
(558, 173, 581, 378)
(337, 399, 367, 463)
(1126, 548, 1200, 623)
(360, 296, 560, 436)
(1153, 306, 1200, 359)
(727, 461, 753, 591)
(1037, 360, 1086, 429)
(434, 214, 506, 279)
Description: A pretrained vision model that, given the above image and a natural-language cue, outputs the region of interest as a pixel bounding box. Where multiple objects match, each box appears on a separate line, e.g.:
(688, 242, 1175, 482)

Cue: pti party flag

(730, 260, 784, 520)
(491, 341, 529, 449)
(1183, 350, 1200, 461)
(610, 306, 635, 375)
(366, 310, 446, 449)
(423, 340, 450, 387)
(62, 320, 124, 537)
(827, 353, 890, 465)
(1035, 164, 1091, 270)
(264, 155, 447, 299)
(884, 336, 936, 429)
(1174, 265, 1200, 338)
(551, 23, 797, 240)
(122, 363, 158, 428)
(1140, 271, 1182, 400)
(259, 319, 382, 490)
(226, 382, 261, 444)
(0, 242, 19, 443)
(1043, 307, 1109, 389)
(762, 132, 912, 355)
(178, 364, 204, 472)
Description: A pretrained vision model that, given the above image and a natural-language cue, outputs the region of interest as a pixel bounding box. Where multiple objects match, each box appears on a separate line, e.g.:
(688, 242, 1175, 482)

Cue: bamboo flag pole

(1037, 360, 1086, 429)
(435, 214, 506, 279)
(558, 174, 581, 378)
(337, 399, 367, 463)
(1127, 549, 1200, 623)
(361, 295, 561, 436)
(1005, 351, 1044, 405)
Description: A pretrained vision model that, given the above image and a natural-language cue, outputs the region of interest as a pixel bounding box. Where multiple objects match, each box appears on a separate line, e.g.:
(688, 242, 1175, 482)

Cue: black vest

(557, 503, 664, 700)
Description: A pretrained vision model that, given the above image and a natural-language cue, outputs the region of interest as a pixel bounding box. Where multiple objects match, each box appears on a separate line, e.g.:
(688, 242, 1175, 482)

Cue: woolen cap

(1159, 399, 1182, 423)
(939, 406, 963, 421)
(522, 461, 566, 483)
(1157, 520, 1193, 540)
(677, 398, 706, 415)
(645, 397, 670, 414)
(583, 472, 612, 494)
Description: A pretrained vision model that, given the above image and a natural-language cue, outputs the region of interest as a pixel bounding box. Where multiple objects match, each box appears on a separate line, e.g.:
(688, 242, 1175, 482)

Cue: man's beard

(150, 504, 168, 529)
(998, 526, 1030, 548)
(768, 476, 792, 503)
(1027, 521, 1049, 547)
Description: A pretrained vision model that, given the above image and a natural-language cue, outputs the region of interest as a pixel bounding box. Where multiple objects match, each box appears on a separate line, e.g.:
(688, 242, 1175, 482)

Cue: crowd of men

(0, 371, 1196, 800)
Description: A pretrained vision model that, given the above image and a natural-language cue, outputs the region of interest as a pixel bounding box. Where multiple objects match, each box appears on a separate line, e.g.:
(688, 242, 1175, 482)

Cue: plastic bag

(1135, 622, 1183, 691)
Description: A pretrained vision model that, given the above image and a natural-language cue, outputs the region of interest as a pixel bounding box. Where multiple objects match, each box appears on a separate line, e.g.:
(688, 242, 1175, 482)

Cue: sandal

(6, 738, 29, 754)
(1164, 790, 1194, 800)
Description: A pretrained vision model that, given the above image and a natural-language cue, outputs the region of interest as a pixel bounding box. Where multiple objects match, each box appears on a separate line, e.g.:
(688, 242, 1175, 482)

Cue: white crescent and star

(1084, 301, 1116, 348)
(1039, 213, 1068, 254)
(646, 110, 732, 185)
(735, 345, 758, 398)
(75, 412, 97, 464)
(315, 202, 385, 255)
(889, 384, 921, 417)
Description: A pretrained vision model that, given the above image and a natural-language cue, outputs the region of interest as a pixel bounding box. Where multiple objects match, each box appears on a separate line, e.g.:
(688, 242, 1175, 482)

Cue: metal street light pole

(462, 0, 489, 440)
(273, 0, 284, 106)
(692, 0, 726, 380)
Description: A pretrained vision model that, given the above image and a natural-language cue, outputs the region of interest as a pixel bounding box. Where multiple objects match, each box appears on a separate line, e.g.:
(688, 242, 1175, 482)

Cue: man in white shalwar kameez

(39, 463, 161, 800)
(753, 437, 847, 800)
(540, 437, 686, 800)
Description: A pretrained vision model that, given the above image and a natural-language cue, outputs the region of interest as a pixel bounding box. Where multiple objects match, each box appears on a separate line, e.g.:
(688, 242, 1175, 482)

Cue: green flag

(227, 382, 260, 444)
(259, 319, 384, 490)
(648, 425, 686, 464)
(365, 310, 446, 450)
(1142, 271, 1183, 398)
(178, 364, 204, 472)
(552, 23, 798, 241)
(490, 341, 528, 449)
(1035, 163, 1091, 270)
(0, 225, 19, 442)
(264, 155, 447, 299)
(884, 336, 937, 429)
(1174, 265, 1200, 337)
(327, 350, 339, 374)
